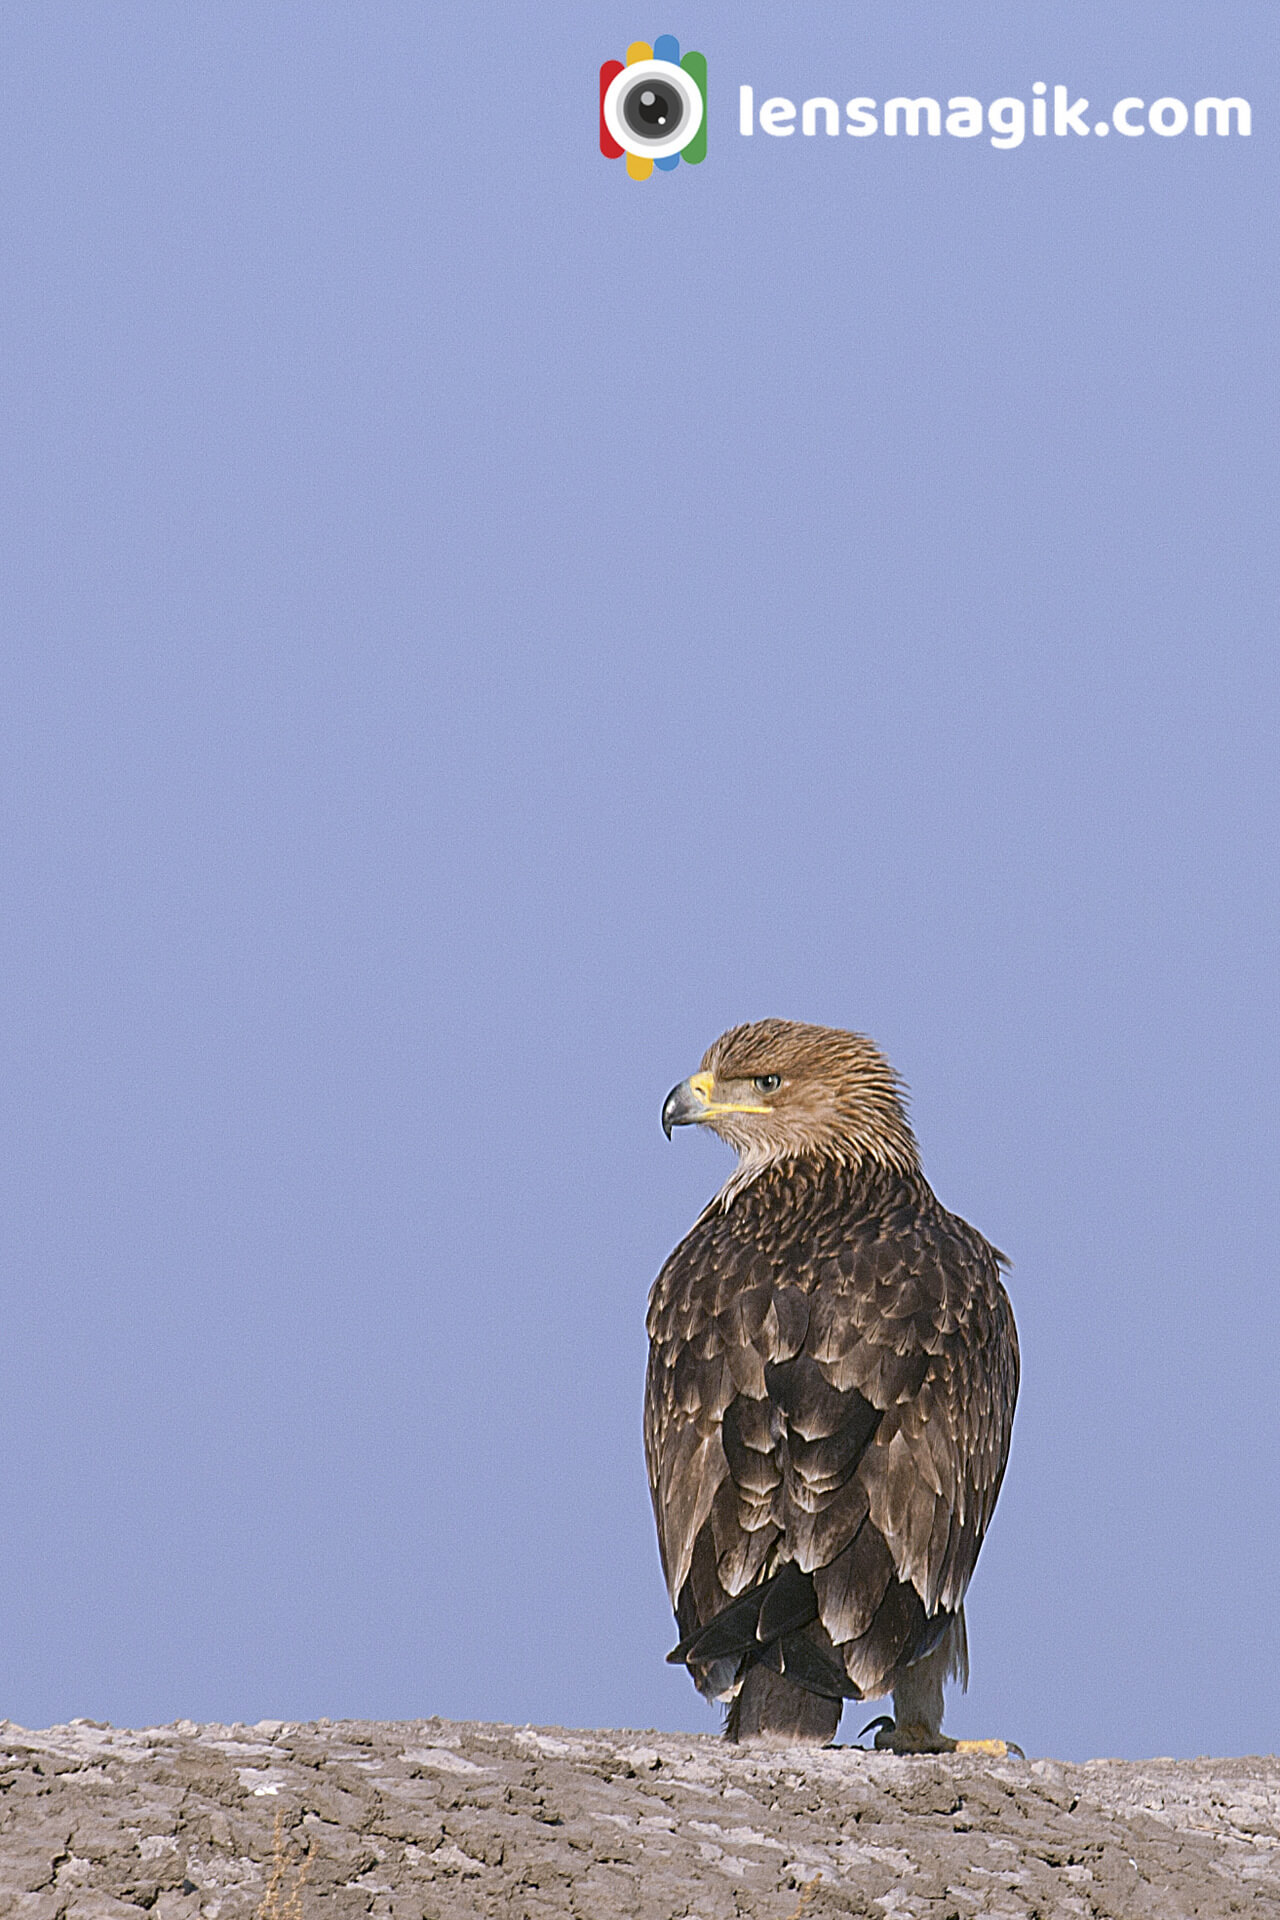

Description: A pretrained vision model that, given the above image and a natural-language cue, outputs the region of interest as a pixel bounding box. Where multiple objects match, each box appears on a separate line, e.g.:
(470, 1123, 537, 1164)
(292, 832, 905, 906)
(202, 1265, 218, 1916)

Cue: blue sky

(0, 3, 1275, 1761)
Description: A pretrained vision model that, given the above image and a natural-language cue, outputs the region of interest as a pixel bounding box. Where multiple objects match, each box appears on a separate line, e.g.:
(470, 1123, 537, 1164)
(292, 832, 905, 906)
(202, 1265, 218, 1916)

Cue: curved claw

(954, 1738, 1026, 1759)
(858, 1715, 895, 1747)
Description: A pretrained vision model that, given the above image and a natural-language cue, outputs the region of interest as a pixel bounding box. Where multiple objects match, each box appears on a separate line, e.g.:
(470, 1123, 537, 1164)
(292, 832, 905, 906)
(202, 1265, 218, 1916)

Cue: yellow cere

(688, 1070, 770, 1117)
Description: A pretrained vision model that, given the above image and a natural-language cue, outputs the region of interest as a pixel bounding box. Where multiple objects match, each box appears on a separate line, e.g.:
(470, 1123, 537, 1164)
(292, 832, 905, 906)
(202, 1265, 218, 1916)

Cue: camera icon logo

(599, 36, 707, 179)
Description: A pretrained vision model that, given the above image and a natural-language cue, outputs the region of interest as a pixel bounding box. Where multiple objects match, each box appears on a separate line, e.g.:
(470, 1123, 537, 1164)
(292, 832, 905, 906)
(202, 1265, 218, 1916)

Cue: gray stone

(0, 1719, 1277, 1917)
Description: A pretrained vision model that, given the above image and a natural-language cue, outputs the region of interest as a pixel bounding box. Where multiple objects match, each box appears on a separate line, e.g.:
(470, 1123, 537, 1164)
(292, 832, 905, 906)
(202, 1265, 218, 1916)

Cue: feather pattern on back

(645, 1152, 1018, 1710)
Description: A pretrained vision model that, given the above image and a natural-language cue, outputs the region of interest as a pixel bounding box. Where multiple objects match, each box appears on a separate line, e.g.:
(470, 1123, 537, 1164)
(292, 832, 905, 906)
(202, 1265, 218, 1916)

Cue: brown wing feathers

(645, 1157, 1018, 1708)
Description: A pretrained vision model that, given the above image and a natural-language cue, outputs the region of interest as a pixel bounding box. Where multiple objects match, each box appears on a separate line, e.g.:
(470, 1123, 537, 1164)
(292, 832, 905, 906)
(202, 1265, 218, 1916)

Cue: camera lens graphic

(622, 77, 684, 142)
(601, 57, 704, 162)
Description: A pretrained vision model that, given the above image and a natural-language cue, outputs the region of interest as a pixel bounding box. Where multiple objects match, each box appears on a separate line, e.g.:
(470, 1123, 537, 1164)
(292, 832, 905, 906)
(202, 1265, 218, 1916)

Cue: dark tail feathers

(667, 1561, 861, 1702)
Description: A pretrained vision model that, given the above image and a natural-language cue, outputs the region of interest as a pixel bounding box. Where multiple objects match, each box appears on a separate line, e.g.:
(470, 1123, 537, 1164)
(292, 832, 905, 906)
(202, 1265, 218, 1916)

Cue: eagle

(645, 1020, 1019, 1751)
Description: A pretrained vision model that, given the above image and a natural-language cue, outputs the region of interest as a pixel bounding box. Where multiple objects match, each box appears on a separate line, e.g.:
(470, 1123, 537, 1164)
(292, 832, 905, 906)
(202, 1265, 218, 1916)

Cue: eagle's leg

(723, 1619, 846, 1746)
(871, 1721, 1020, 1758)
(726, 1663, 843, 1745)
(871, 1616, 1022, 1758)
(878, 1632, 952, 1753)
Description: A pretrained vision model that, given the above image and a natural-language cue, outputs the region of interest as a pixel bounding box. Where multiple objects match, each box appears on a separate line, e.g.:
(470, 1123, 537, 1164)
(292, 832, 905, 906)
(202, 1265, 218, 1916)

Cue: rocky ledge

(1, 1717, 1276, 1919)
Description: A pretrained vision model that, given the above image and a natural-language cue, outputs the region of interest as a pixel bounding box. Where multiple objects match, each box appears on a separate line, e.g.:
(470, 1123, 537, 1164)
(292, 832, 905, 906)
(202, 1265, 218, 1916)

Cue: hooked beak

(662, 1070, 770, 1139)
(662, 1072, 714, 1138)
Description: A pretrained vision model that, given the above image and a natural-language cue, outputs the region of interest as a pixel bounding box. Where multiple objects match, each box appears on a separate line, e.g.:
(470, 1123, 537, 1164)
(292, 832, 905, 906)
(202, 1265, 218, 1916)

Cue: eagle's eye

(754, 1074, 782, 1094)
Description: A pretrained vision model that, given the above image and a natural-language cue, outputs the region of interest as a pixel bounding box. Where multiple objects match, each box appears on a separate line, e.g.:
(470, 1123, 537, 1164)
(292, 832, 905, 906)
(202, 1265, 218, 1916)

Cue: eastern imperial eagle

(646, 1020, 1018, 1750)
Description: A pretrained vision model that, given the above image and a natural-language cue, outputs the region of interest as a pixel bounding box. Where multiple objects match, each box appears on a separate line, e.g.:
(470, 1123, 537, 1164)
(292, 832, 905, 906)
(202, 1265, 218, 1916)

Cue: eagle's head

(662, 1018, 919, 1180)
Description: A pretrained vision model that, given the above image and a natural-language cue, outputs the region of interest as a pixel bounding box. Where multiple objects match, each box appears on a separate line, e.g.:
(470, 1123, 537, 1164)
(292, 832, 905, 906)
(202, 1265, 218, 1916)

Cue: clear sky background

(0, 3, 1275, 1763)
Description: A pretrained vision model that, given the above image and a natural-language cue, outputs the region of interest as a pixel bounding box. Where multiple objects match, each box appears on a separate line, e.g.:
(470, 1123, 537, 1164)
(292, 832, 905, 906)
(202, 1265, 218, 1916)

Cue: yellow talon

(862, 1718, 1024, 1758)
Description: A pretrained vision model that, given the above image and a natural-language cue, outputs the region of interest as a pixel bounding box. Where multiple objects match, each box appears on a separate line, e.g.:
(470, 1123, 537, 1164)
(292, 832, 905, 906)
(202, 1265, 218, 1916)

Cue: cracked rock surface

(0, 1717, 1276, 1918)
